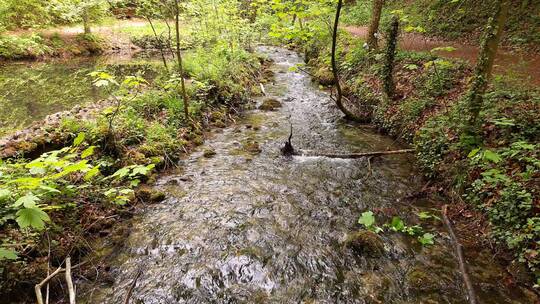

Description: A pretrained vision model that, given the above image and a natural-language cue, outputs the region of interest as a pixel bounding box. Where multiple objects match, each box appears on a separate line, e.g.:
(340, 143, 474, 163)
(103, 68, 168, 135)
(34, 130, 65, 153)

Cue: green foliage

(0, 34, 53, 59)
(0, 135, 157, 259)
(359, 211, 437, 246)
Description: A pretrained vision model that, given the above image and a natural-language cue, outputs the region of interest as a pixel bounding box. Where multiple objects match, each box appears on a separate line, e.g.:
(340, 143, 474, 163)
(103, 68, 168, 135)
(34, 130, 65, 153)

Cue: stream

(79, 47, 535, 304)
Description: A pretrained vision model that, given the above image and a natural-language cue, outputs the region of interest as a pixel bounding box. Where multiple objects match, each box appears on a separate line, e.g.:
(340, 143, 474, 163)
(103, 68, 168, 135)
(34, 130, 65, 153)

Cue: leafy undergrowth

(295, 31, 540, 284)
(0, 32, 106, 60)
(343, 0, 540, 52)
(0, 44, 267, 301)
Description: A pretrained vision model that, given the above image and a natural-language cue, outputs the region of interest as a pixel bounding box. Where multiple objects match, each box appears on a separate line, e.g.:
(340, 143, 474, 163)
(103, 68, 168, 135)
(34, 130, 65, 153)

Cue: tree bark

(382, 15, 399, 101)
(174, 0, 190, 120)
(82, 8, 91, 34)
(331, 0, 364, 122)
(366, 0, 384, 50)
(466, 0, 510, 128)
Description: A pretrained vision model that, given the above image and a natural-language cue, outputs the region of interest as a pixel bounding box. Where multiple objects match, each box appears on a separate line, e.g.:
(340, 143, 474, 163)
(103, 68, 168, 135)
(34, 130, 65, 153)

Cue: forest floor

(344, 26, 540, 86)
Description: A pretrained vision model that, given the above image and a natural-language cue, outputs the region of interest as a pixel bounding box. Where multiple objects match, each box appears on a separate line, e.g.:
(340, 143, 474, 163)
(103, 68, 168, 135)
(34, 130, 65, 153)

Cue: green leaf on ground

(0, 248, 18, 260)
(16, 207, 50, 230)
(358, 211, 376, 228)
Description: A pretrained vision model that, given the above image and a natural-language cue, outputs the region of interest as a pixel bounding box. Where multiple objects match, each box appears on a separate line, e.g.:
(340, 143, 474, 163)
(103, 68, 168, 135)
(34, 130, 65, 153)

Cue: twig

(259, 83, 266, 96)
(124, 269, 143, 304)
(65, 257, 76, 304)
(295, 148, 415, 159)
(35, 260, 88, 304)
(36, 266, 65, 304)
(442, 205, 477, 304)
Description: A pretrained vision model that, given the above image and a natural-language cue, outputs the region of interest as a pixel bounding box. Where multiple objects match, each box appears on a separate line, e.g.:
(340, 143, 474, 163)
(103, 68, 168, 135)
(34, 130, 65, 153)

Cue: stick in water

(296, 149, 415, 159)
(442, 205, 477, 304)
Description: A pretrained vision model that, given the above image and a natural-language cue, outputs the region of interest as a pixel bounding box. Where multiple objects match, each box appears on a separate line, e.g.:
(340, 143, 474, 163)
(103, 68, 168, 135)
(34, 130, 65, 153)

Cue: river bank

(300, 25, 540, 291)
(0, 43, 269, 303)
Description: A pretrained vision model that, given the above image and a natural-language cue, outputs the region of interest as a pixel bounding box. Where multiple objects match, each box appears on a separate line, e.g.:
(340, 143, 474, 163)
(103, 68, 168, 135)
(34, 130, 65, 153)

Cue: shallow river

(81, 47, 535, 304)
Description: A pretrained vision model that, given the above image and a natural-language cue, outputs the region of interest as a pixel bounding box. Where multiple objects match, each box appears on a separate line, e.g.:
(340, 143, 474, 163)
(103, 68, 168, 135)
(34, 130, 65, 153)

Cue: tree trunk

(82, 8, 91, 34)
(331, 0, 364, 122)
(146, 16, 168, 72)
(466, 0, 510, 128)
(366, 0, 384, 50)
(174, 0, 190, 120)
(382, 15, 399, 101)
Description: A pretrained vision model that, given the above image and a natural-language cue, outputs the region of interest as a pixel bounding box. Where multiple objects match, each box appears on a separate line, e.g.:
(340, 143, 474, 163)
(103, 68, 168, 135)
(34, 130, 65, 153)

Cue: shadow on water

(81, 47, 535, 304)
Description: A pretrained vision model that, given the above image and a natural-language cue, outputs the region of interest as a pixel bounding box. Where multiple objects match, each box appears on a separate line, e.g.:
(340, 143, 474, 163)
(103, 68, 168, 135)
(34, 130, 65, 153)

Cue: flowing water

(81, 47, 535, 304)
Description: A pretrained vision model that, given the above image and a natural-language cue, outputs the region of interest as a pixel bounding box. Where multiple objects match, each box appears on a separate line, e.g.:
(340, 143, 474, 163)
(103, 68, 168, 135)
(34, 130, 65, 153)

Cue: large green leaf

(12, 193, 40, 208)
(16, 207, 50, 230)
(0, 248, 18, 260)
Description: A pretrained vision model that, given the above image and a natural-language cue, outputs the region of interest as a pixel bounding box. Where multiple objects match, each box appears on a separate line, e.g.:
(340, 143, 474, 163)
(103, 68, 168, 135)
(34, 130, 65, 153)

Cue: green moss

(344, 230, 385, 258)
(258, 98, 282, 111)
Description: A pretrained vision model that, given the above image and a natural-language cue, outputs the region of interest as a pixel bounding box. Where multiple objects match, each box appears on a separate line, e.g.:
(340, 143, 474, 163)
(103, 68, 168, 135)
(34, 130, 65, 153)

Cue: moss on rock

(344, 230, 385, 257)
(258, 98, 282, 111)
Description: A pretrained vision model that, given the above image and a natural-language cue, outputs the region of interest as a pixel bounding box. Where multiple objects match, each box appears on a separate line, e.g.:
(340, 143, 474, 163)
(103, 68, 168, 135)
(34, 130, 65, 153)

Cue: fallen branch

(442, 205, 477, 304)
(124, 269, 143, 304)
(294, 148, 415, 159)
(35, 260, 87, 304)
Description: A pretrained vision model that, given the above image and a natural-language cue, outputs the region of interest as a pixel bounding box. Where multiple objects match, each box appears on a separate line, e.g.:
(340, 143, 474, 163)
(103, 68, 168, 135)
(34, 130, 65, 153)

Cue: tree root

(442, 205, 478, 304)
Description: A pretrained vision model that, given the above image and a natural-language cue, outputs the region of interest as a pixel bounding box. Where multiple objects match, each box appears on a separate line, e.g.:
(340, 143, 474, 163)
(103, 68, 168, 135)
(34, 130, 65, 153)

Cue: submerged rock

(136, 187, 166, 203)
(344, 230, 385, 258)
(406, 266, 440, 292)
(258, 98, 282, 111)
(203, 147, 217, 158)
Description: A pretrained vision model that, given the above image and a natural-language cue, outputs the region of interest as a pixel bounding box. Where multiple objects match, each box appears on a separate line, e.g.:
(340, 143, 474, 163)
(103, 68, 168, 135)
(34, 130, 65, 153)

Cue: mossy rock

(136, 187, 166, 203)
(258, 98, 282, 111)
(203, 147, 216, 158)
(314, 67, 335, 86)
(344, 230, 385, 258)
(406, 266, 440, 292)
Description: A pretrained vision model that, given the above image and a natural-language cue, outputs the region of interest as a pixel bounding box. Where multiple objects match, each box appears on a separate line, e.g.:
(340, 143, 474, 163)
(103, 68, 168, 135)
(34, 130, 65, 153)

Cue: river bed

(77, 47, 535, 304)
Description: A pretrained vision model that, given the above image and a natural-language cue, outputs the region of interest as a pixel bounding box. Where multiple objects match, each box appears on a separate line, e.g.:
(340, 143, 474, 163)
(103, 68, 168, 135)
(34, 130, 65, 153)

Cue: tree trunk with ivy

(82, 8, 91, 34)
(466, 0, 510, 129)
(382, 15, 399, 101)
(174, 0, 190, 120)
(367, 0, 384, 50)
(331, 0, 364, 122)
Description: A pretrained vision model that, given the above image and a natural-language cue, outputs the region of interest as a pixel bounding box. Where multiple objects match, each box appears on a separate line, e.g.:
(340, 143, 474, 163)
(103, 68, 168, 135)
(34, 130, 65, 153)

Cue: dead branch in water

(294, 149, 415, 159)
(124, 269, 143, 304)
(442, 205, 477, 304)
